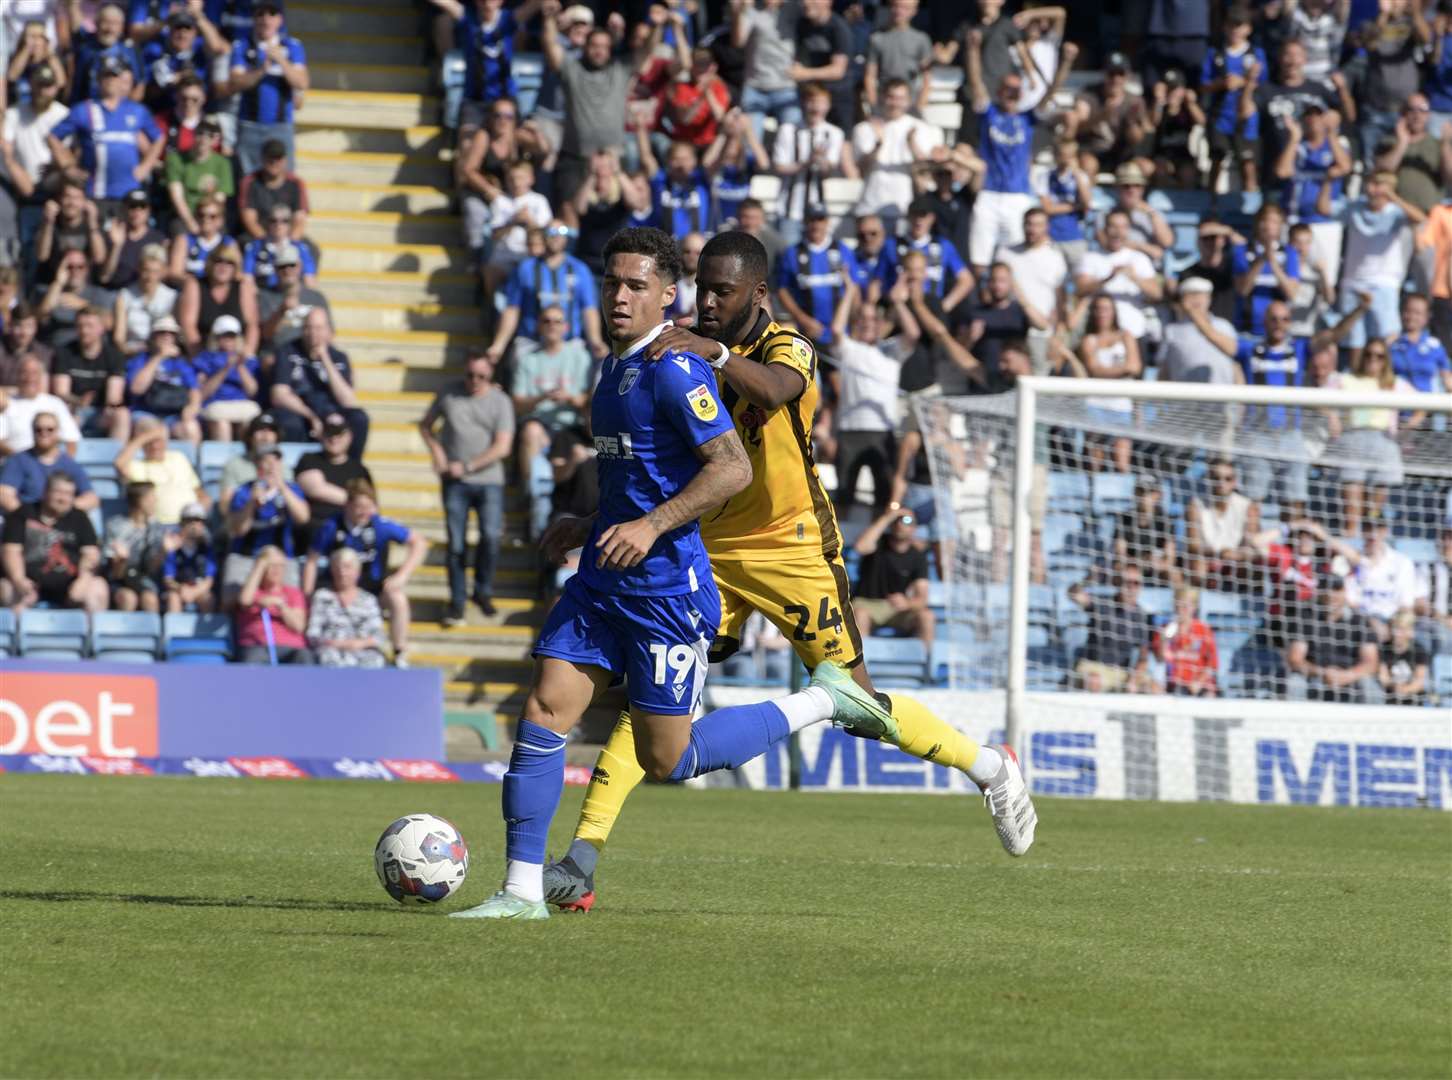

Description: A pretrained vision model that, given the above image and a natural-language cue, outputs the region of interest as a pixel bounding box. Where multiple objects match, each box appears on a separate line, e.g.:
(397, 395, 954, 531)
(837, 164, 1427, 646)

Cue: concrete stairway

(291, 0, 534, 752)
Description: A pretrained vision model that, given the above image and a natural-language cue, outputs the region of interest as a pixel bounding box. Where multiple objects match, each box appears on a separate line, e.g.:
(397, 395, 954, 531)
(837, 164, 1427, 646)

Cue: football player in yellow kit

(542, 231, 1036, 910)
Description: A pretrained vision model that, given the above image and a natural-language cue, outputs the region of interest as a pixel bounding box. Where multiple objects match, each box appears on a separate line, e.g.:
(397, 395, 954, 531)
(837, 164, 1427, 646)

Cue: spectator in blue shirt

(125, 315, 203, 445)
(1232, 204, 1301, 335)
(141, 9, 228, 112)
(193, 315, 262, 442)
(428, 0, 545, 135)
(304, 479, 428, 667)
(638, 132, 713, 240)
(163, 501, 218, 613)
(1234, 295, 1371, 513)
(242, 203, 317, 290)
(850, 213, 898, 306)
(72, 3, 145, 104)
(487, 219, 606, 363)
(774, 203, 859, 345)
(895, 197, 975, 312)
(0, 411, 97, 513)
(1390, 293, 1452, 393)
(1200, 8, 1266, 196)
(223, 444, 309, 598)
(225, 0, 309, 174)
(1274, 106, 1351, 225)
(48, 55, 165, 205)
(1038, 137, 1093, 267)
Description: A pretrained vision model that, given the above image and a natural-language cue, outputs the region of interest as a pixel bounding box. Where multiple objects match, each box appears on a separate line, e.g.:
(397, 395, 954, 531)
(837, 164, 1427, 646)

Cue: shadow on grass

(0, 889, 381, 913)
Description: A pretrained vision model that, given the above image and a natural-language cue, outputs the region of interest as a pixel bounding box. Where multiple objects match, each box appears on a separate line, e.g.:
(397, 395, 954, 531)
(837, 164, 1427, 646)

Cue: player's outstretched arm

(594, 431, 752, 570)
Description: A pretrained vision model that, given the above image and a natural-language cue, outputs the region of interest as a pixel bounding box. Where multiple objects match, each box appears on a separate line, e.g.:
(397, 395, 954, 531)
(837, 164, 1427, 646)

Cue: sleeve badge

(687, 383, 720, 422)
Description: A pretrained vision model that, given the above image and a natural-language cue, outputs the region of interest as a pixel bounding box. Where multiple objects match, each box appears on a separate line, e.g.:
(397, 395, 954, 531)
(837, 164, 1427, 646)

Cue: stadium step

(297, 148, 450, 188)
(304, 32, 426, 68)
(319, 239, 467, 275)
(289, 4, 427, 36)
(330, 299, 480, 335)
(308, 210, 463, 247)
(338, 337, 477, 367)
(300, 90, 441, 131)
(353, 361, 463, 394)
(308, 181, 453, 216)
(309, 61, 431, 95)
(321, 269, 475, 308)
(296, 123, 446, 156)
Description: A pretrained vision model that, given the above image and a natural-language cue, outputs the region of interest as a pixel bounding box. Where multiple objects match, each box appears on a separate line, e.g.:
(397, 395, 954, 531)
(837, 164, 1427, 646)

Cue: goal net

(908, 377, 1452, 809)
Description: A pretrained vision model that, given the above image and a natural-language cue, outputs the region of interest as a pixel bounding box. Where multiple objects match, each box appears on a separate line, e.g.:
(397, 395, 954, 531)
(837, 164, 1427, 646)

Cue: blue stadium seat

(1140, 587, 1174, 616)
(76, 438, 121, 478)
(1041, 512, 1081, 556)
(199, 441, 243, 488)
(1028, 584, 1055, 620)
(1433, 655, 1452, 702)
(1200, 590, 1253, 632)
(90, 476, 122, 501)
(1215, 631, 1252, 694)
(1062, 624, 1089, 667)
(163, 613, 233, 660)
(1046, 471, 1090, 515)
(278, 442, 319, 471)
(1091, 473, 1135, 518)
(91, 611, 162, 662)
(0, 608, 14, 656)
(19, 609, 89, 659)
(1026, 622, 1051, 648)
(1394, 537, 1439, 566)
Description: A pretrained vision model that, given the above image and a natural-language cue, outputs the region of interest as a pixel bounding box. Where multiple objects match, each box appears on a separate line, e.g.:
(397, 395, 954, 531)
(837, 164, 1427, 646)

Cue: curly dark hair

(699, 230, 769, 289)
(602, 226, 684, 286)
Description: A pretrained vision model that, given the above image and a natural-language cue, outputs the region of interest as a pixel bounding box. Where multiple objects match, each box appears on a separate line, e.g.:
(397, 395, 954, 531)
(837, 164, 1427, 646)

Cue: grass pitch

(2, 775, 1449, 1079)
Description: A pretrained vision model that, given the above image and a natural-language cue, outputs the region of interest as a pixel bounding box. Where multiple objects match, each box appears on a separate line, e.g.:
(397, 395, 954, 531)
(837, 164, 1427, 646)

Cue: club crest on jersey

(618, 366, 641, 395)
(687, 383, 719, 421)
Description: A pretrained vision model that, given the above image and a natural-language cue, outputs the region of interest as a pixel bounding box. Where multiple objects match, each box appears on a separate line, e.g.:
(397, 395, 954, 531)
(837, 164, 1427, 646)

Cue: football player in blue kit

(451, 227, 895, 921)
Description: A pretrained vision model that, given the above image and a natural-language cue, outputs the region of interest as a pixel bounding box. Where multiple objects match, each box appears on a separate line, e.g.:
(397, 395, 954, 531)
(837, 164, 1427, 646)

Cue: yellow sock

(573, 710, 647, 851)
(885, 694, 982, 776)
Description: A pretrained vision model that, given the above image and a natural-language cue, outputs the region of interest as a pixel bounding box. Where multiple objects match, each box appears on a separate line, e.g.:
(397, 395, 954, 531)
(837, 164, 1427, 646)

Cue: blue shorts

(532, 573, 719, 716)
(1338, 283, 1402, 348)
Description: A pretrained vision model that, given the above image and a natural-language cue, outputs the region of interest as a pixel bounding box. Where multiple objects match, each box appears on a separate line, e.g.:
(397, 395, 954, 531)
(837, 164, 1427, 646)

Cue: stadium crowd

(0, 0, 1449, 702)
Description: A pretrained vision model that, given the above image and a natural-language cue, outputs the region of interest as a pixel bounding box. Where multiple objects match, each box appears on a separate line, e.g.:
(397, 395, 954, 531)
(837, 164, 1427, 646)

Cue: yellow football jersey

(699, 313, 843, 561)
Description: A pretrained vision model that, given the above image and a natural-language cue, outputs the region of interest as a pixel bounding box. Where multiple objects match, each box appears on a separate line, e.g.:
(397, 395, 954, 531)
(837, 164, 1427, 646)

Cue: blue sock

(667, 702, 790, 782)
(502, 719, 567, 863)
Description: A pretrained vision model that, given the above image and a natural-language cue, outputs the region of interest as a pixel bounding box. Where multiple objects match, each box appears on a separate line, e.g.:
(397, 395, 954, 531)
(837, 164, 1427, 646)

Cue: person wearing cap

(1285, 573, 1383, 703)
(219, 412, 293, 509)
(163, 112, 234, 236)
(489, 218, 604, 364)
(113, 416, 209, 525)
(48, 53, 164, 206)
(100, 186, 167, 290)
(851, 503, 936, 650)
(140, 7, 227, 114)
(294, 413, 374, 547)
(241, 203, 317, 291)
(1066, 50, 1152, 178)
(257, 241, 330, 355)
(238, 137, 311, 246)
(224, 0, 308, 175)
(1156, 276, 1243, 448)
(1096, 163, 1174, 267)
(124, 314, 202, 445)
(103, 479, 168, 613)
(773, 203, 859, 346)
(1200, 7, 1267, 196)
(1335, 170, 1428, 370)
(526, 4, 594, 158)
(964, 28, 1075, 275)
(0, 63, 69, 252)
(162, 501, 218, 615)
(271, 307, 368, 452)
(72, 3, 144, 104)
(944, 0, 1031, 144)
(192, 314, 262, 442)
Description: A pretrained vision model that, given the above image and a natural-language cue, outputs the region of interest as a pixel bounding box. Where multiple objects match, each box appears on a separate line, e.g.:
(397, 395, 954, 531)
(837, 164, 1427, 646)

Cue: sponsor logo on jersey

(687, 383, 719, 421)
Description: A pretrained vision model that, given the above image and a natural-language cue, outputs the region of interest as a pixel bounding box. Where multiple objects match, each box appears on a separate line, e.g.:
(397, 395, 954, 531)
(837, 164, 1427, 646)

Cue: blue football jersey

(578, 327, 735, 598)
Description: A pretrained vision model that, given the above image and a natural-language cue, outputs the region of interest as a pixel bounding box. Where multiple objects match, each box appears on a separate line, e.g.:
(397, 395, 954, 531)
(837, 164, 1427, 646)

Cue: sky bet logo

(0, 674, 158, 757)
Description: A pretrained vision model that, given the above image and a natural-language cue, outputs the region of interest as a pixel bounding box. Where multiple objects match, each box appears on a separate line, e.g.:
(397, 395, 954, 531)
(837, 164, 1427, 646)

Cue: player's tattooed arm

(595, 431, 752, 570)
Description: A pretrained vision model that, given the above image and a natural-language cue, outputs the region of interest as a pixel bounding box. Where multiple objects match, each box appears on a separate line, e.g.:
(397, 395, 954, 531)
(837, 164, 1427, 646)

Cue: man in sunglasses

(488, 218, 606, 365)
(0, 412, 97, 514)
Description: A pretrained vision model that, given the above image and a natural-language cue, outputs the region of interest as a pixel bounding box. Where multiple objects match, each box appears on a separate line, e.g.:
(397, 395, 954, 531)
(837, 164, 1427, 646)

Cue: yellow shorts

(710, 552, 864, 670)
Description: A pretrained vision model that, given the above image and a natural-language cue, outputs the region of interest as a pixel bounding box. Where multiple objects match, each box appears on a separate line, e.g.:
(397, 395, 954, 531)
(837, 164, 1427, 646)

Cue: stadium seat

(1394, 537, 1438, 566)
(18, 609, 90, 659)
(278, 442, 319, 471)
(1046, 470, 1090, 514)
(1028, 584, 1055, 620)
(163, 613, 233, 660)
(1140, 587, 1174, 616)
(0, 608, 14, 656)
(1041, 512, 1081, 556)
(76, 438, 121, 479)
(1091, 473, 1135, 518)
(90, 476, 122, 501)
(91, 611, 162, 662)
(1200, 590, 1254, 632)
(1431, 655, 1452, 702)
(199, 441, 244, 488)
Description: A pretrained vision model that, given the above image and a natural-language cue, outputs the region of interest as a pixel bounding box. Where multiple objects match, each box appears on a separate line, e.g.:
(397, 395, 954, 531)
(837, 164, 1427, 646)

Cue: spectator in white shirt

(995, 206, 1066, 373)
(1333, 515, 1421, 641)
(772, 82, 856, 248)
(1, 63, 67, 252)
(852, 78, 944, 234)
(828, 283, 920, 512)
(483, 159, 554, 311)
(0, 356, 81, 456)
(1413, 528, 1452, 656)
(1073, 209, 1164, 350)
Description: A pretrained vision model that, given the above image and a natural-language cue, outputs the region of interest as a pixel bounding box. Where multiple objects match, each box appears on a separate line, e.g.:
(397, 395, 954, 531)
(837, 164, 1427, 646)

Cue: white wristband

(709, 342, 731, 370)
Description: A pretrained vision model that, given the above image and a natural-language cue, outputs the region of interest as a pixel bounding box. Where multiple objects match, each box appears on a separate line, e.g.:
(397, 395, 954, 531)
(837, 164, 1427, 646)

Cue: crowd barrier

(0, 659, 445, 761)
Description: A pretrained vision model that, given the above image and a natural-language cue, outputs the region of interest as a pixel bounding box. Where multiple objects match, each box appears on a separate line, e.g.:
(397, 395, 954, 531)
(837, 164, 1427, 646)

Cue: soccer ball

(373, 814, 469, 904)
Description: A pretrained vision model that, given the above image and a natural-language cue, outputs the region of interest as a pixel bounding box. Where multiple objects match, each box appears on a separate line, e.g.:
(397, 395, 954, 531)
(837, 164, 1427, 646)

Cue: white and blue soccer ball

(374, 814, 469, 904)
